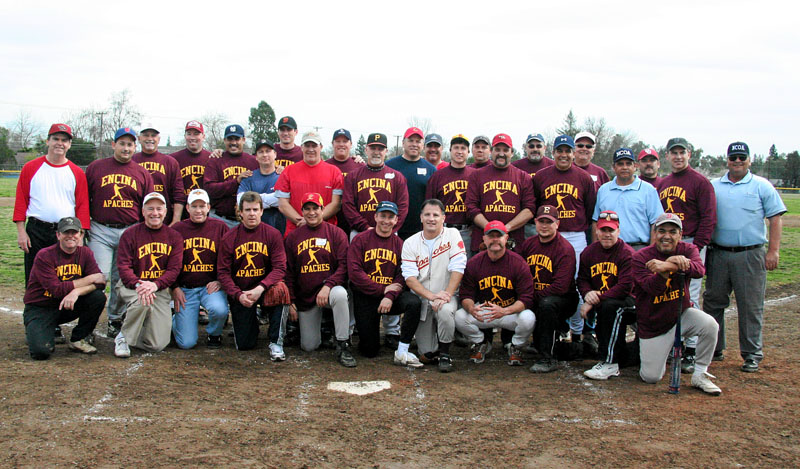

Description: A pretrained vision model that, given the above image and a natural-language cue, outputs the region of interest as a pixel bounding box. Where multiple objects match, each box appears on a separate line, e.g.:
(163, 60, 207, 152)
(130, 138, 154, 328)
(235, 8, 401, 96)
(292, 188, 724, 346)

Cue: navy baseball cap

(613, 148, 635, 162)
(727, 141, 749, 157)
(553, 135, 575, 149)
(332, 128, 351, 142)
(526, 133, 545, 144)
(255, 139, 275, 151)
(376, 201, 398, 215)
(224, 124, 245, 138)
(666, 137, 690, 151)
(114, 127, 137, 142)
(425, 133, 443, 146)
(278, 116, 297, 130)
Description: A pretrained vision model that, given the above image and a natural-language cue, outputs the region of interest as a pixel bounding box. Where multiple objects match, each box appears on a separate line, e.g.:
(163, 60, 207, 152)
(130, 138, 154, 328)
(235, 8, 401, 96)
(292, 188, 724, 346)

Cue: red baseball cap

(596, 210, 620, 230)
(47, 123, 73, 139)
(492, 133, 512, 148)
(404, 127, 424, 139)
(638, 148, 659, 161)
(484, 220, 508, 235)
(185, 120, 204, 133)
(301, 192, 325, 208)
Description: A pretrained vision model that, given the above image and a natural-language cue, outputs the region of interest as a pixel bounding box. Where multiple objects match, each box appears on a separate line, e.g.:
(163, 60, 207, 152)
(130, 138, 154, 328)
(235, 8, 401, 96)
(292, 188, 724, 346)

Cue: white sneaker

(584, 362, 619, 380)
(114, 333, 130, 358)
(393, 351, 423, 368)
(68, 339, 97, 355)
(691, 371, 722, 396)
(269, 343, 286, 362)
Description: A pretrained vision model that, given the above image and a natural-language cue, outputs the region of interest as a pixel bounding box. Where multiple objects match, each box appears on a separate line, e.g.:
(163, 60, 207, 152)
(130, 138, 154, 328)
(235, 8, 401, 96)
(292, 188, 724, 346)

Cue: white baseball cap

(187, 189, 210, 205)
(574, 131, 596, 143)
(143, 192, 166, 205)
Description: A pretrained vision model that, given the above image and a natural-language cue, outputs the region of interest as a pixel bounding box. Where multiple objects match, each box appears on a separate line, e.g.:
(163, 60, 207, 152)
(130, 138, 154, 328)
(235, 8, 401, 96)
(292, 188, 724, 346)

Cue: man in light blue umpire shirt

(702, 141, 785, 373)
(592, 148, 663, 250)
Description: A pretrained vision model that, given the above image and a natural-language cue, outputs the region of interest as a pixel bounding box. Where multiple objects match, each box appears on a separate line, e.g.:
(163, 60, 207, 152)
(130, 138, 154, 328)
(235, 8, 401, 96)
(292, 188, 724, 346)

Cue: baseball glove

(263, 281, 291, 307)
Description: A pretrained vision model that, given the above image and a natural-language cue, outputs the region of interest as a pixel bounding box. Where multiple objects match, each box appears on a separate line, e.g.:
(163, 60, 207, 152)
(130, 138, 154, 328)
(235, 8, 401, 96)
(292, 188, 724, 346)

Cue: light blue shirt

(711, 171, 786, 247)
(593, 175, 663, 244)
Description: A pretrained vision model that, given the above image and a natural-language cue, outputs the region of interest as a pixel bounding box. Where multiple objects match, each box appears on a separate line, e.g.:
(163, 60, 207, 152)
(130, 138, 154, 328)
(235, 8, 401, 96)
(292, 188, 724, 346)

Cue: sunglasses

(728, 155, 748, 162)
(527, 143, 543, 148)
(598, 212, 619, 221)
(576, 143, 594, 149)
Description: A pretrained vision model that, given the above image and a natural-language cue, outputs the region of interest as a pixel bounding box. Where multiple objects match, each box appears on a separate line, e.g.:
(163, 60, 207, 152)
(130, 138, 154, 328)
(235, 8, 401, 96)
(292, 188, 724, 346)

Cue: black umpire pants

(24, 218, 59, 286)
(534, 292, 580, 359)
(351, 289, 421, 358)
(23, 289, 106, 360)
(595, 296, 636, 364)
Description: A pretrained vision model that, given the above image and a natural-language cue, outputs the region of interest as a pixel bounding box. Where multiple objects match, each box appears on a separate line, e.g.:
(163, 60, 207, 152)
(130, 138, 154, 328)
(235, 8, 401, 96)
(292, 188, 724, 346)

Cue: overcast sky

(1, 0, 798, 157)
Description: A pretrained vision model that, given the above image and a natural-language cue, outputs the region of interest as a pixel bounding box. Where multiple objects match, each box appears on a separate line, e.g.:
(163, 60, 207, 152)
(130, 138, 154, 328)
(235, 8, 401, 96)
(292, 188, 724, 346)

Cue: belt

(710, 243, 763, 253)
(445, 223, 467, 230)
(628, 242, 648, 247)
(28, 217, 59, 230)
(96, 221, 132, 229)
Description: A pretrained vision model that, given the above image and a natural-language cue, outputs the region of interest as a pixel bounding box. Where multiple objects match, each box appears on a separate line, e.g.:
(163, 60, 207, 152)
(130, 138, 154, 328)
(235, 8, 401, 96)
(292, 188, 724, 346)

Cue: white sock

(397, 342, 409, 355)
(694, 364, 708, 375)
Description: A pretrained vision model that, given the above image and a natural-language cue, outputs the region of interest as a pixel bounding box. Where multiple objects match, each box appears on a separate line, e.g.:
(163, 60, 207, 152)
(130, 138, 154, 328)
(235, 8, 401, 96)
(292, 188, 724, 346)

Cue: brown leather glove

(263, 281, 291, 307)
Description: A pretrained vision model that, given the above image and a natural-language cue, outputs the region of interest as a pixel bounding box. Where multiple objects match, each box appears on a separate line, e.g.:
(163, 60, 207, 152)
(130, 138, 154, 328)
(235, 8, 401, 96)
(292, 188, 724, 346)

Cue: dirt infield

(1, 286, 799, 467)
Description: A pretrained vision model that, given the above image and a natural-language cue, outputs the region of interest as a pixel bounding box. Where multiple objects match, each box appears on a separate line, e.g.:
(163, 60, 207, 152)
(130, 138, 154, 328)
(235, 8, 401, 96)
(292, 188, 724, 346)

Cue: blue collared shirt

(711, 171, 786, 247)
(593, 176, 664, 244)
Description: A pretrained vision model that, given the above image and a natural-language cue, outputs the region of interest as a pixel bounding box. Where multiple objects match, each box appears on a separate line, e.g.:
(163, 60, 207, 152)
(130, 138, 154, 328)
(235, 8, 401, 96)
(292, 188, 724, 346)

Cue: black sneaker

(453, 330, 470, 347)
(207, 335, 222, 348)
(107, 321, 122, 338)
(741, 358, 759, 373)
(337, 341, 357, 368)
(681, 354, 696, 374)
(438, 354, 453, 373)
(419, 351, 440, 365)
(712, 350, 725, 361)
(54, 326, 66, 344)
(582, 333, 599, 358)
(198, 312, 210, 325)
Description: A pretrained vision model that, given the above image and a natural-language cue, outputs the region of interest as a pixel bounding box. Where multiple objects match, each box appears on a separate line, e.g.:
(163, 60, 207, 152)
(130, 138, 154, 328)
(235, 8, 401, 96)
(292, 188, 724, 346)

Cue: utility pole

(394, 135, 400, 156)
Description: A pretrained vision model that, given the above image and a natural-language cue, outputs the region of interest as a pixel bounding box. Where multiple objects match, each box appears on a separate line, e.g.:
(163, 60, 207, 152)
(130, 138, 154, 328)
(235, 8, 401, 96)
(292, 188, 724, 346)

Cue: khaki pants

(116, 282, 173, 352)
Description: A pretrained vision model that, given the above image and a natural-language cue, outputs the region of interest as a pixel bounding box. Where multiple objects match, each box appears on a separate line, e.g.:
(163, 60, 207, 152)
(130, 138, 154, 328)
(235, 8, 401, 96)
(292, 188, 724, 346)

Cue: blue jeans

(172, 286, 229, 349)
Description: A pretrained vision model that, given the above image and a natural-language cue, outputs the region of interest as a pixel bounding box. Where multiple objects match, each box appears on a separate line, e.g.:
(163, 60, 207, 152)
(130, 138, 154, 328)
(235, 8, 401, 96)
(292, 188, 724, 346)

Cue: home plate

(327, 381, 391, 396)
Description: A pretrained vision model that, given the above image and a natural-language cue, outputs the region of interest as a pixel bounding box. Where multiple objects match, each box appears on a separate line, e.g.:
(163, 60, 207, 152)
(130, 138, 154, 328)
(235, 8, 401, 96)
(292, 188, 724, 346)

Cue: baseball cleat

(206, 335, 222, 349)
(469, 342, 492, 364)
(269, 343, 286, 362)
(507, 345, 523, 366)
(54, 326, 66, 344)
(681, 354, 696, 374)
(393, 351, 423, 368)
(691, 371, 722, 395)
(114, 333, 130, 358)
(712, 350, 725, 362)
(437, 354, 453, 373)
(530, 357, 561, 373)
(583, 362, 620, 380)
(68, 339, 97, 355)
(337, 341, 357, 368)
(741, 359, 759, 373)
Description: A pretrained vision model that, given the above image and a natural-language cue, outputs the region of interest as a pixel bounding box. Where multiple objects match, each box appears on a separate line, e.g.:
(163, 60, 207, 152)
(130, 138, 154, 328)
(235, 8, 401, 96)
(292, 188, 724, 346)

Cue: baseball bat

(668, 272, 685, 394)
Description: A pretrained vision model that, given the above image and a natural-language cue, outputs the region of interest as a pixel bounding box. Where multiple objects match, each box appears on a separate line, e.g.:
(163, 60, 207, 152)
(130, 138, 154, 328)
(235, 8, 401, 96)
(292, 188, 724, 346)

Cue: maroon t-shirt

(465, 165, 536, 252)
(86, 157, 155, 226)
(519, 232, 577, 301)
(347, 229, 404, 300)
(533, 165, 597, 233)
(218, 222, 286, 298)
(24, 245, 105, 307)
(639, 175, 662, 190)
(117, 223, 184, 290)
(275, 145, 303, 170)
(512, 157, 555, 179)
(632, 242, 704, 339)
(470, 161, 490, 170)
(132, 151, 186, 205)
(170, 148, 212, 196)
(343, 165, 409, 232)
(285, 222, 349, 310)
(425, 164, 475, 226)
(172, 217, 230, 288)
(577, 238, 635, 300)
(657, 167, 717, 248)
(204, 151, 258, 218)
(459, 250, 535, 310)
(576, 162, 610, 189)
(325, 157, 364, 234)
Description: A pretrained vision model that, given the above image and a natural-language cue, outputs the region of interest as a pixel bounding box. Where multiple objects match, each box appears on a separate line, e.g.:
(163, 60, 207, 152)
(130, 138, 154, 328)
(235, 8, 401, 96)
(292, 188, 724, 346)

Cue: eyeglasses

(576, 144, 594, 149)
(728, 155, 748, 162)
(598, 212, 619, 221)
(527, 143, 543, 148)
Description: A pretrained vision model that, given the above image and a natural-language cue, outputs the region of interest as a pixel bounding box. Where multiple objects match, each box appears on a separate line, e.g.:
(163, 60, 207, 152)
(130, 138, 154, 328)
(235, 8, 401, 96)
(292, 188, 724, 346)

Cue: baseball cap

(666, 137, 690, 151)
(535, 205, 559, 222)
(727, 141, 749, 157)
(596, 210, 620, 230)
(301, 131, 322, 146)
(638, 148, 659, 161)
(654, 212, 683, 230)
(526, 133, 545, 144)
(57, 216, 82, 233)
(224, 125, 245, 138)
(575, 131, 596, 143)
(186, 189, 210, 205)
(278, 116, 297, 130)
(47, 123, 73, 139)
(450, 134, 470, 147)
(492, 133, 513, 148)
(301, 192, 325, 208)
(613, 148, 635, 163)
(553, 135, 575, 149)
(332, 128, 351, 142)
(139, 123, 159, 134)
(425, 133, 443, 146)
(143, 192, 167, 205)
(367, 133, 388, 147)
(472, 135, 491, 145)
(255, 139, 275, 151)
(376, 201, 399, 215)
(114, 127, 137, 142)
(185, 120, 204, 133)
(484, 220, 508, 235)
(404, 127, 424, 139)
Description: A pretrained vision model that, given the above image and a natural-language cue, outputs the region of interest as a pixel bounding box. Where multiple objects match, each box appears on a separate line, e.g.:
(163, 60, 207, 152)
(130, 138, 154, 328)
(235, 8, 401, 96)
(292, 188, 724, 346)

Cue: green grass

(781, 193, 800, 214)
(0, 207, 25, 287)
(766, 225, 800, 288)
(0, 176, 19, 198)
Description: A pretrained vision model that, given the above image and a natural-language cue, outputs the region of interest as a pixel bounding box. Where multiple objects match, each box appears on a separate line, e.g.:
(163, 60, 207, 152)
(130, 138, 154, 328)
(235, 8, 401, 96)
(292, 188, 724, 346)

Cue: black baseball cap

(367, 133, 388, 148)
(278, 116, 297, 130)
(57, 217, 82, 233)
(255, 139, 275, 151)
(727, 141, 749, 157)
(666, 137, 690, 151)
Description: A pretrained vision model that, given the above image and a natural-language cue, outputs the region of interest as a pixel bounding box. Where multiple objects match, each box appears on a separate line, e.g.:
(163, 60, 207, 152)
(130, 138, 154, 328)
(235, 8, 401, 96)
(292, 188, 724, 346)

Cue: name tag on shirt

(385, 173, 395, 179)
(417, 168, 427, 176)
(315, 238, 327, 246)
(591, 175, 598, 182)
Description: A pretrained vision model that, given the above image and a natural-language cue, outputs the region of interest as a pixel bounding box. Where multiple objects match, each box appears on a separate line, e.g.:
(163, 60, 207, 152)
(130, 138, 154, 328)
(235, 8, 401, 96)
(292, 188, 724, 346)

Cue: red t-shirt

(274, 160, 344, 236)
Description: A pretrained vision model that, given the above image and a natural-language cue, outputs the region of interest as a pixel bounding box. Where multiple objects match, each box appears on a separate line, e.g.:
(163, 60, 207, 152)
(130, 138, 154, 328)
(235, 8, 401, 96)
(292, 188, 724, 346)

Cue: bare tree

(201, 112, 229, 151)
(105, 89, 142, 142)
(407, 116, 434, 136)
(10, 110, 42, 150)
(64, 107, 102, 141)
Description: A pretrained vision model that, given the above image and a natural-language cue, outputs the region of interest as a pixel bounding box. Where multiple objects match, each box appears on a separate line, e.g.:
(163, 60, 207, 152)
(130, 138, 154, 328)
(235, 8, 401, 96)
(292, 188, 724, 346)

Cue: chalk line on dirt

(83, 355, 149, 422)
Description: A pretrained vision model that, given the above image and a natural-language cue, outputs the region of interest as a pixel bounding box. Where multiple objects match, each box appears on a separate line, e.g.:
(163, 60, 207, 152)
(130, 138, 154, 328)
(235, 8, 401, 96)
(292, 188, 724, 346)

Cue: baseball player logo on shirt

(543, 183, 579, 219)
(357, 178, 393, 212)
(138, 242, 173, 279)
(297, 238, 332, 274)
(659, 186, 687, 220)
(590, 262, 618, 293)
(526, 253, 553, 291)
(654, 275, 680, 304)
(482, 180, 519, 214)
(477, 275, 516, 307)
(234, 241, 268, 277)
(183, 237, 216, 273)
(364, 248, 396, 285)
(442, 179, 468, 213)
(101, 174, 140, 208)
(181, 165, 205, 193)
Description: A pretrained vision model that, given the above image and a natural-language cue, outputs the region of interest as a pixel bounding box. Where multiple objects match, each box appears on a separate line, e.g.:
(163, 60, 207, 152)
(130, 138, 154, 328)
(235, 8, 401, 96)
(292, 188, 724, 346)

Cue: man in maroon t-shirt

(325, 128, 365, 235)
(133, 124, 185, 226)
(637, 148, 662, 188)
(275, 116, 303, 170)
(204, 124, 258, 228)
(469, 135, 491, 169)
(574, 131, 610, 189)
(426, 134, 475, 253)
(513, 133, 555, 238)
(170, 120, 211, 217)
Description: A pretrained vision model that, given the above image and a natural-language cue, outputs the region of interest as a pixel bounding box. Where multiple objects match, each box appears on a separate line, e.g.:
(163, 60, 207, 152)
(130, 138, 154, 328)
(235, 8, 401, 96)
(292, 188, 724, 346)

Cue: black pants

(23, 289, 106, 360)
(595, 296, 636, 364)
(534, 292, 580, 358)
(351, 289, 421, 358)
(24, 218, 59, 286)
(229, 299, 285, 351)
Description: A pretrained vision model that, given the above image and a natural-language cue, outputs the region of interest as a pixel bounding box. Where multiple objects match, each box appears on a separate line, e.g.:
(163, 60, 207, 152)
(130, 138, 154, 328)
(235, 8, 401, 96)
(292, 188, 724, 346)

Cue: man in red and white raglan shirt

(170, 120, 211, 215)
(275, 116, 303, 171)
(133, 124, 185, 226)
